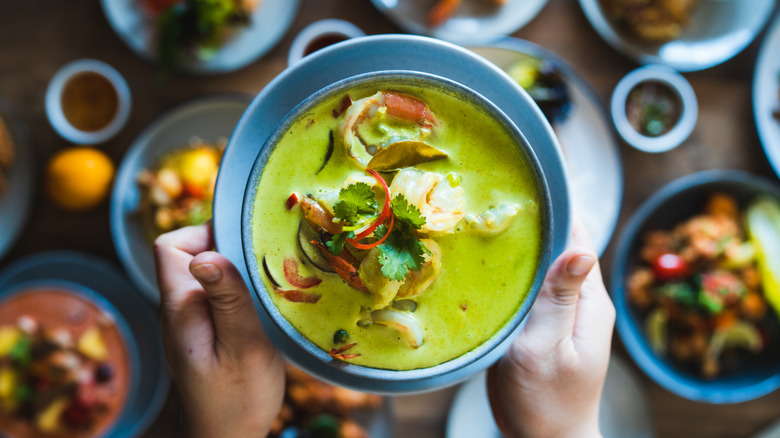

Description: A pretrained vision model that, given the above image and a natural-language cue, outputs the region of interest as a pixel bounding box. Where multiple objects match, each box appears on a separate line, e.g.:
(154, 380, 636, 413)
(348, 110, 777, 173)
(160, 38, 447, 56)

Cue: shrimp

(463, 204, 522, 234)
(389, 168, 465, 234)
(340, 92, 437, 167)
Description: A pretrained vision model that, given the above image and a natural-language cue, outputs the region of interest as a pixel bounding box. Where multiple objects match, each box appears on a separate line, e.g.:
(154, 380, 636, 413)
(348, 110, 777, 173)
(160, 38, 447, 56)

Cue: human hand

(487, 219, 615, 438)
(154, 224, 285, 438)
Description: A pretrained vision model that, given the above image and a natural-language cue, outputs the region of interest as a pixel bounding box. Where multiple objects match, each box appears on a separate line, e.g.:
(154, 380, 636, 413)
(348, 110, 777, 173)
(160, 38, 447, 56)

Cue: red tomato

(652, 253, 690, 281)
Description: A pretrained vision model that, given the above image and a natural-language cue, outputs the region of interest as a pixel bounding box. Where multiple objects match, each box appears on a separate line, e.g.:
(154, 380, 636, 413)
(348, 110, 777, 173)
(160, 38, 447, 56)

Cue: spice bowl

(287, 19, 365, 67)
(611, 65, 697, 153)
(45, 59, 132, 145)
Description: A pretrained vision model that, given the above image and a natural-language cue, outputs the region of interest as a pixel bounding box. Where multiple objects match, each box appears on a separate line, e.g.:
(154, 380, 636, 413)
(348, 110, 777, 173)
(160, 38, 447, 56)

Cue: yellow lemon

(46, 147, 115, 211)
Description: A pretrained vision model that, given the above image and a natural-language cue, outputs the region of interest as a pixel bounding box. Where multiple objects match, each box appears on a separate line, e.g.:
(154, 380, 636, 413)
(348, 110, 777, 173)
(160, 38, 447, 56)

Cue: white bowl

(45, 59, 132, 145)
(287, 19, 365, 67)
(611, 65, 697, 153)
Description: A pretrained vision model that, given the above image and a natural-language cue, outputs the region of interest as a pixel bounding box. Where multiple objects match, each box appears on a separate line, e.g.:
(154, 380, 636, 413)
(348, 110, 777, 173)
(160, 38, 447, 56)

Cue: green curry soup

(252, 82, 543, 370)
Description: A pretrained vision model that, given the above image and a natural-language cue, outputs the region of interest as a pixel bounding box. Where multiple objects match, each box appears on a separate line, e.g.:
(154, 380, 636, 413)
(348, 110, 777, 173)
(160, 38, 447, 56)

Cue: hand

(487, 219, 615, 438)
(154, 224, 285, 438)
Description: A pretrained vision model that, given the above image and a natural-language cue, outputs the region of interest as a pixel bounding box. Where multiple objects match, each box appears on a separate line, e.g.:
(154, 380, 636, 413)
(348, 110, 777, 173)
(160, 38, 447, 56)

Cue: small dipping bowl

(287, 19, 365, 67)
(45, 59, 132, 145)
(611, 65, 697, 153)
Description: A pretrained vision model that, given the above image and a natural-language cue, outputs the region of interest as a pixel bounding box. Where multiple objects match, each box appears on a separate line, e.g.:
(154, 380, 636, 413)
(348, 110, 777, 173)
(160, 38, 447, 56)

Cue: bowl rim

(45, 59, 132, 145)
(240, 69, 553, 386)
(610, 64, 698, 153)
(611, 169, 780, 403)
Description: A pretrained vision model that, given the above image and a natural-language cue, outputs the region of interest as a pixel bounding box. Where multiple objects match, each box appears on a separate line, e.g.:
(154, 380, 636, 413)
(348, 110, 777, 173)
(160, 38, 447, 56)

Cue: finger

(522, 247, 597, 344)
(189, 251, 268, 360)
(154, 224, 214, 304)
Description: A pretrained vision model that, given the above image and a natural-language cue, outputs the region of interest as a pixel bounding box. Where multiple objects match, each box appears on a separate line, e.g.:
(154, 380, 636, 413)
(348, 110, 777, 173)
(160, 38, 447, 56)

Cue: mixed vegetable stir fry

(627, 193, 780, 378)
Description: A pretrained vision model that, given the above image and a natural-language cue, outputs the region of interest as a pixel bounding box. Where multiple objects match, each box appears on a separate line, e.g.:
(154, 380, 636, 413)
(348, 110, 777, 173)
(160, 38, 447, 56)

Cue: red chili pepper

(652, 253, 690, 281)
(286, 192, 300, 210)
(348, 214, 394, 250)
(354, 169, 391, 240)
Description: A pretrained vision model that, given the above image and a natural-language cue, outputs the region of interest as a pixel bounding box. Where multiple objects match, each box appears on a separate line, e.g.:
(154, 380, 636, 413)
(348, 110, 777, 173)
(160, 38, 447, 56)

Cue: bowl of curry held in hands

(242, 71, 553, 392)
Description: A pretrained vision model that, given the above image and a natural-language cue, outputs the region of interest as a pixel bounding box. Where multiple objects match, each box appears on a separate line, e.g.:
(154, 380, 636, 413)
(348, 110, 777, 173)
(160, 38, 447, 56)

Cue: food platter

(0, 251, 169, 438)
(446, 355, 654, 438)
(470, 38, 622, 256)
(754, 13, 780, 179)
(0, 99, 35, 262)
(100, 0, 300, 74)
(214, 34, 571, 300)
(370, 0, 548, 46)
(578, 0, 774, 71)
(111, 95, 251, 303)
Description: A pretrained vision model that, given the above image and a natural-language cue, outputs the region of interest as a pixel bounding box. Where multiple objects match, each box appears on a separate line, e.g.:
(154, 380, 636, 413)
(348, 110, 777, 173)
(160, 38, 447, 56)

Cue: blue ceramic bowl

(241, 70, 554, 394)
(612, 169, 780, 403)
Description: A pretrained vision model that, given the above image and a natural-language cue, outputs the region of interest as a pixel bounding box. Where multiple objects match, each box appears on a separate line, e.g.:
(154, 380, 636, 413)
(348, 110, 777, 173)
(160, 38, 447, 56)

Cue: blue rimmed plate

(753, 12, 780, 179)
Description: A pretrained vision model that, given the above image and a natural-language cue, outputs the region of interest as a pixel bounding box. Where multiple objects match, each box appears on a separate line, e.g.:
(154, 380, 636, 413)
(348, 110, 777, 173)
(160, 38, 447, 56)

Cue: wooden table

(1, 1, 779, 437)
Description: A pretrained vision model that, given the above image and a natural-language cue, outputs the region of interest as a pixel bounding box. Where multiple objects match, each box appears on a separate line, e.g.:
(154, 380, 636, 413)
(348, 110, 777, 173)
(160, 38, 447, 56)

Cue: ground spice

(61, 72, 118, 132)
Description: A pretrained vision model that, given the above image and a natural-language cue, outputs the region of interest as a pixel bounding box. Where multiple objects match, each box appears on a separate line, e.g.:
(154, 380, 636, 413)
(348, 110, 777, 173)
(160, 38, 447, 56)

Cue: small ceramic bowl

(241, 70, 553, 394)
(45, 59, 132, 145)
(612, 169, 780, 403)
(611, 65, 697, 153)
(287, 19, 365, 67)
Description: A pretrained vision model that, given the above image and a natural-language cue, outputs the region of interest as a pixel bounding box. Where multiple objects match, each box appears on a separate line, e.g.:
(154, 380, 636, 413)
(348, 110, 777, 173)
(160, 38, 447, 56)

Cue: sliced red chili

(348, 214, 394, 250)
(354, 169, 391, 240)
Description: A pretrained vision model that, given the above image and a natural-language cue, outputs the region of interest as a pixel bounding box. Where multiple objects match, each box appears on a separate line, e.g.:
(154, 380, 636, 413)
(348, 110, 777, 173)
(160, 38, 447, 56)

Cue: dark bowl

(612, 169, 780, 403)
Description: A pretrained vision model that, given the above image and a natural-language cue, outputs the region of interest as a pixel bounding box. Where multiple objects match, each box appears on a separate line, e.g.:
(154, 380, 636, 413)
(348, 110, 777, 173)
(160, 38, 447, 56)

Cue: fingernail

(191, 263, 222, 283)
(566, 254, 595, 276)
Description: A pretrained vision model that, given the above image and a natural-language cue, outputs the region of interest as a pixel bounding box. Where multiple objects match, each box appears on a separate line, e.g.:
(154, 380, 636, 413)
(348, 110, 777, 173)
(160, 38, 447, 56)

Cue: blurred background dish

(287, 19, 365, 67)
(753, 13, 780, 179)
(100, 0, 300, 74)
(111, 95, 250, 303)
(0, 251, 169, 438)
(470, 38, 623, 256)
(445, 355, 654, 438)
(0, 99, 34, 263)
(612, 169, 780, 403)
(370, 0, 548, 46)
(578, 0, 774, 72)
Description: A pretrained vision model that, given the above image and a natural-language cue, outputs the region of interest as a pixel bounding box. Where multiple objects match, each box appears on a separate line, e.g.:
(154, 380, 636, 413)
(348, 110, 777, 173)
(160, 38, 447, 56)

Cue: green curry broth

(252, 85, 543, 370)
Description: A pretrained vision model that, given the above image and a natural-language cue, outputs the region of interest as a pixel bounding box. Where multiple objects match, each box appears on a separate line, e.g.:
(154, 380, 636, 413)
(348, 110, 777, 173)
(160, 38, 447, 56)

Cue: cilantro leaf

(377, 231, 428, 281)
(391, 194, 426, 232)
(326, 231, 354, 255)
(333, 183, 378, 225)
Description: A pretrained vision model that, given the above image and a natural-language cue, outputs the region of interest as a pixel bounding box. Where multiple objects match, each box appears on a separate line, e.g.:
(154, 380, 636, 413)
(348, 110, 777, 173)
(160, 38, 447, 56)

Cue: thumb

(523, 248, 597, 343)
(189, 251, 266, 358)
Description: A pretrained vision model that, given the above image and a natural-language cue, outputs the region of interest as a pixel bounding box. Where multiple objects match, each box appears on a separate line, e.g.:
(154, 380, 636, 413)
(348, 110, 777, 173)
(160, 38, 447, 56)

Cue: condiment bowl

(611, 65, 697, 153)
(240, 70, 553, 393)
(611, 169, 780, 403)
(287, 19, 365, 67)
(45, 59, 132, 145)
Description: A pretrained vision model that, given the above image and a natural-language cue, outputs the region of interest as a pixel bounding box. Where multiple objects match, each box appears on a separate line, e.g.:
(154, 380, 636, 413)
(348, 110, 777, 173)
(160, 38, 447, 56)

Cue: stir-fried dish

(270, 364, 382, 438)
(627, 194, 780, 378)
(137, 138, 224, 240)
(427, 0, 507, 28)
(0, 114, 15, 197)
(0, 288, 130, 438)
(601, 0, 698, 43)
(252, 80, 545, 370)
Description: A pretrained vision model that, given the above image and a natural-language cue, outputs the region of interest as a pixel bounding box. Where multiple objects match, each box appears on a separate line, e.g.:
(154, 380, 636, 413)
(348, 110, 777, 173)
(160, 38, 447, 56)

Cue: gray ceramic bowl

(241, 70, 553, 393)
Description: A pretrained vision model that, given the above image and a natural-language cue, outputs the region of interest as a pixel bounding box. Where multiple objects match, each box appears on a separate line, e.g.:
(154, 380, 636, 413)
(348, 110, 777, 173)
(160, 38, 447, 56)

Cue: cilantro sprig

(333, 183, 378, 225)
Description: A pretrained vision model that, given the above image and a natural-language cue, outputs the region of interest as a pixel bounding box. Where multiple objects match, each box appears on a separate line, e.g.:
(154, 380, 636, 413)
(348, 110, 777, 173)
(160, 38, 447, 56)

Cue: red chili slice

(348, 214, 394, 250)
(274, 288, 321, 303)
(283, 257, 322, 289)
(354, 169, 391, 240)
(286, 193, 300, 210)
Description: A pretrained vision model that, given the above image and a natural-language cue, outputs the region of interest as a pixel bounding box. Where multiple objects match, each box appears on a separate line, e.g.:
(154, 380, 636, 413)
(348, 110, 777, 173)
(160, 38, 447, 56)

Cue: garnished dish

(625, 80, 682, 137)
(0, 114, 15, 197)
(428, 0, 507, 28)
(137, 138, 224, 240)
(627, 193, 780, 378)
(270, 365, 382, 438)
(250, 75, 547, 370)
(141, 0, 259, 72)
(0, 287, 130, 437)
(601, 0, 698, 43)
(506, 56, 571, 125)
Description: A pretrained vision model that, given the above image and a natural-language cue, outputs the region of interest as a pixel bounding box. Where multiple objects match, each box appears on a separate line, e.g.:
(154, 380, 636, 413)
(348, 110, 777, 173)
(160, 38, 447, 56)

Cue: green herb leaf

(391, 194, 426, 232)
(377, 231, 428, 282)
(10, 337, 31, 367)
(326, 231, 354, 255)
(333, 183, 378, 225)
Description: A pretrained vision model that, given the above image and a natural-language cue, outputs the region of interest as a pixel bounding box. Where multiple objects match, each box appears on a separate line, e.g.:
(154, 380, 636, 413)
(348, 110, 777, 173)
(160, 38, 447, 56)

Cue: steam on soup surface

(252, 81, 543, 370)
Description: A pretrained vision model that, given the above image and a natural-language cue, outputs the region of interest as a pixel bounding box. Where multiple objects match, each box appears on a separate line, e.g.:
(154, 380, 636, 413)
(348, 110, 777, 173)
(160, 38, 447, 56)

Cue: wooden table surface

(1, 1, 780, 437)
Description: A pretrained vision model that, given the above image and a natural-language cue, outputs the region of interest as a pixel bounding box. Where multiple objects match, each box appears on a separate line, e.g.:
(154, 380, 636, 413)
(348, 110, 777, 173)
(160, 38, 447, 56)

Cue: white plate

(578, 0, 774, 72)
(110, 95, 251, 304)
(370, 0, 548, 46)
(0, 99, 35, 262)
(101, 0, 300, 74)
(446, 355, 654, 438)
(754, 13, 780, 178)
(470, 39, 622, 256)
